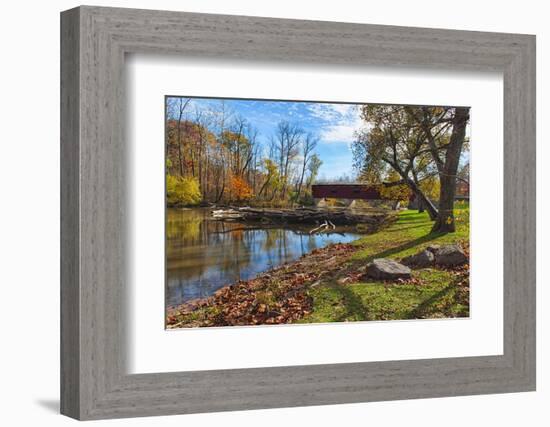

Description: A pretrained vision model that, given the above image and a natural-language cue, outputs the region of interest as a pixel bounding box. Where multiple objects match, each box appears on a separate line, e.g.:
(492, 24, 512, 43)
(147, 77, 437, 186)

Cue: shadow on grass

(359, 232, 445, 263)
(383, 224, 428, 233)
(328, 282, 370, 322)
(406, 283, 456, 319)
(406, 275, 468, 319)
(393, 214, 432, 224)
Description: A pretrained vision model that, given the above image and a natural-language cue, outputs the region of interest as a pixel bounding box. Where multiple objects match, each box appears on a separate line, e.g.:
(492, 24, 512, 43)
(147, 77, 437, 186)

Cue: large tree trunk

(385, 166, 439, 220)
(418, 199, 425, 213)
(431, 107, 469, 233)
(406, 178, 439, 220)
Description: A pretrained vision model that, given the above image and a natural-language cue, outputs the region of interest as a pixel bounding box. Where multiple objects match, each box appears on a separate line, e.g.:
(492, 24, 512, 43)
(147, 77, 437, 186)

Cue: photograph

(165, 97, 471, 329)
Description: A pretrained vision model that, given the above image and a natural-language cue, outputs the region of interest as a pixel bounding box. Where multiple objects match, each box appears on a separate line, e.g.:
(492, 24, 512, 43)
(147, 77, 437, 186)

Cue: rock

(433, 244, 468, 266)
(366, 258, 411, 280)
(426, 244, 441, 253)
(401, 250, 435, 268)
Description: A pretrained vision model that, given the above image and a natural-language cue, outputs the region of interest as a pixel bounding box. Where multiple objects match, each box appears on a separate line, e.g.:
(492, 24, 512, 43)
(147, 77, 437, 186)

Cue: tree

(211, 100, 231, 202)
(353, 105, 440, 220)
(166, 175, 202, 206)
(306, 154, 322, 188)
(241, 125, 258, 178)
(229, 175, 253, 202)
(166, 97, 191, 176)
(353, 105, 470, 232)
(413, 106, 470, 231)
(258, 158, 280, 199)
(430, 107, 469, 232)
(272, 121, 304, 199)
(418, 176, 440, 203)
(378, 170, 411, 207)
(222, 119, 249, 176)
(193, 107, 214, 197)
(165, 99, 324, 207)
(296, 133, 319, 202)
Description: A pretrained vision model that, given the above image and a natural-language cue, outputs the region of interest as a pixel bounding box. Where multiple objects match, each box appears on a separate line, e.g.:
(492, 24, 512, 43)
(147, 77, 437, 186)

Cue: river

(166, 208, 363, 307)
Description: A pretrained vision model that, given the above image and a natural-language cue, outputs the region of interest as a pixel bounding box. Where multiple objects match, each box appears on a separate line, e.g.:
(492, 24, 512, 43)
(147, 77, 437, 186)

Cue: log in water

(211, 206, 394, 230)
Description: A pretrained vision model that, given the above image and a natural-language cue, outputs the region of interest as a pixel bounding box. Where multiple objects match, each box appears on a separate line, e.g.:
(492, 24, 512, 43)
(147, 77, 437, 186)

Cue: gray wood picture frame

(60, 5, 536, 421)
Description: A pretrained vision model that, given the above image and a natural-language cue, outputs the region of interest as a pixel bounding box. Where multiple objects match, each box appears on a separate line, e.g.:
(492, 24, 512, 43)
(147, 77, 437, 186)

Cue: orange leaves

(166, 240, 361, 328)
(228, 175, 253, 201)
(196, 282, 312, 326)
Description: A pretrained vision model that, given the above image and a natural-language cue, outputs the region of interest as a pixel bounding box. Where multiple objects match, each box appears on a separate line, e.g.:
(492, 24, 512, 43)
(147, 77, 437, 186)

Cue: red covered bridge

(311, 183, 393, 207)
(311, 183, 382, 201)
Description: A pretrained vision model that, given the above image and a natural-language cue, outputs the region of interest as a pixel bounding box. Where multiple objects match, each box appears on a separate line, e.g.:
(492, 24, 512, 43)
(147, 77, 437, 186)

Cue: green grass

(299, 207, 470, 323)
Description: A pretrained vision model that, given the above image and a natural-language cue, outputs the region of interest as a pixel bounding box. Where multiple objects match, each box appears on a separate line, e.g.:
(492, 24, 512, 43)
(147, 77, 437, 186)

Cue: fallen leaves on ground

(166, 241, 470, 328)
(166, 243, 354, 328)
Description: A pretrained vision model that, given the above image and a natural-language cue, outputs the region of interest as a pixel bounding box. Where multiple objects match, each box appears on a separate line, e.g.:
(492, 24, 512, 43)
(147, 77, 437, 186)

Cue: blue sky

(167, 97, 363, 180)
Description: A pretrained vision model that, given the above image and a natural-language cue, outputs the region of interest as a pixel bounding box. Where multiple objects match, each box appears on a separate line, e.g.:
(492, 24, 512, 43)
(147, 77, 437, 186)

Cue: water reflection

(166, 208, 361, 307)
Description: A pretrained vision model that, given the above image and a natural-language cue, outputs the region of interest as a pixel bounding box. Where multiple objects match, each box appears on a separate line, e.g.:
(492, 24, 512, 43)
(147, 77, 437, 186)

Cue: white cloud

(321, 121, 360, 143)
(307, 103, 363, 144)
(329, 103, 357, 117)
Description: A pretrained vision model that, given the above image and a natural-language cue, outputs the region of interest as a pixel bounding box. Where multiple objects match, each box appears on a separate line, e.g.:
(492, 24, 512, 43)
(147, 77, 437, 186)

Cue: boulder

(426, 244, 441, 254)
(401, 249, 435, 268)
(366, 258, 411, 280)
(433, 244, 468, 266)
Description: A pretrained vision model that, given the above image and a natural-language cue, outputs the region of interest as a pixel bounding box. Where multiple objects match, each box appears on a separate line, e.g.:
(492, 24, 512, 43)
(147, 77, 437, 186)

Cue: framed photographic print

(163, 96, 472, 330)
(61, 6, 536, 420)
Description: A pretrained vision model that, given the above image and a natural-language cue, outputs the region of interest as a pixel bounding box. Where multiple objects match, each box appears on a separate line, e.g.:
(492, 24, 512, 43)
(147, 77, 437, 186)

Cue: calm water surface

(166, 208, 362, 307)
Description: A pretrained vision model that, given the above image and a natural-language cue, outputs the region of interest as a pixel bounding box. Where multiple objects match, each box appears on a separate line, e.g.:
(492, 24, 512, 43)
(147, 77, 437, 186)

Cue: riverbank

(166, 209, 470, 328)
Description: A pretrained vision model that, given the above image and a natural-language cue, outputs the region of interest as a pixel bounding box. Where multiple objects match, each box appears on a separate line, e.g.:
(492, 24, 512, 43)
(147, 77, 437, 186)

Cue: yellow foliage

(419, 176, 440, 201)
(166, 175, 202, 206)
(379, 183, 411, 202)
(379, 171, 411, 202)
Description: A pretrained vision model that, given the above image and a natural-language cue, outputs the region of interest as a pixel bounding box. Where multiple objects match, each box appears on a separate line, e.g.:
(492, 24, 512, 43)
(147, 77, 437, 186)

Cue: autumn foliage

(166, 98, 325, 207)
(166, 175, 202, 206)
(228, 176, 253, 202)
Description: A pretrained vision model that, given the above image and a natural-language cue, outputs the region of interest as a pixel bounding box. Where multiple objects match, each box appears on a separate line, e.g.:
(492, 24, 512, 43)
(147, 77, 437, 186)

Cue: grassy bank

(167, 207, 469, 328)
(301, 208, 469, 323)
